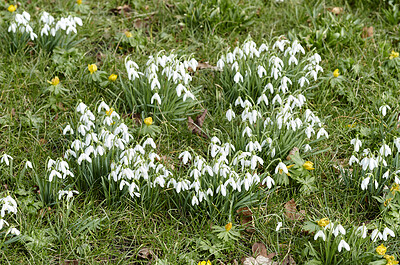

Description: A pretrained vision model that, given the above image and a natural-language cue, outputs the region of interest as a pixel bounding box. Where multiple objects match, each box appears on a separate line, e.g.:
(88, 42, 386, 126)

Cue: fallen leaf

(252, 242, 268, 257)
(286, 147, 299, 160)
(137, 247, 157, 260)
(281, 255, 296, 265)
(188, 62, 219, 72)
(188, 109, 208, 138)
(362, 26, 373, 39)
(284, 199, 305, 221)
(242, 256, 278, 265)
(329, 7, 343, 15)
(39, 138, 47, 145)
(63, 260, 79, 265)
(110, 4, 132, 15)
(237, 207, 255, 232)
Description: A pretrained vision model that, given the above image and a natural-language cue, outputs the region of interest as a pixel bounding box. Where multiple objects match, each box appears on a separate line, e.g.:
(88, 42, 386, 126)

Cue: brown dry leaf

(242, 256, 278, 265)
(63, 260, 79, 265)
(286, 147, 299, 160)
(137, 247, 157, 260)
(330, 7, 343, 15)
(252, 242, 268, 257)
(284, 199, 305, 221)
(237, 207, 255, 232)
(362, 26, 374, 39)
(158, 155, 175, 170)
(188, 109, 208, 138)
(110, 4, 132, 15)
(189, 62, 219, 72)
(282, 255, 296, 265)
(39, 138, 47, 145)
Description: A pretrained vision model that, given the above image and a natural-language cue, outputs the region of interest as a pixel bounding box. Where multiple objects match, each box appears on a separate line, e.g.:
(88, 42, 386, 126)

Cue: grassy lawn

(0, 0, 400, 264)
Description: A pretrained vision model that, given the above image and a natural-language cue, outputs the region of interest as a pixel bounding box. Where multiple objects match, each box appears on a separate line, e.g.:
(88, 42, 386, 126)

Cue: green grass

(1, 0, 400, 264)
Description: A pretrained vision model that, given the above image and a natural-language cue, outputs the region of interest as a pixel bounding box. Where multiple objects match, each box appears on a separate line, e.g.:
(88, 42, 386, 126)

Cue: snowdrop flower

(304, 144, 312, 152)
(361, 177, 370, 190)
(0, 219, 9, 230)
(257, 65, 267, 78)
(348, 155, 359, 166)
(257, 94, 268, 106)
(333, 224, 346, 237)
(383, 170, 390, 179)
(314, 230, 326, 241)
(379, 105, 391, 117)
(49, 170, 62, 182)
(151, 93, 161, 105)
(58, 190, 79, 200)
(191, 195, 199, 206)
(8, 228, 20, 236)
(379, 144, 392, 157)
(338, 239, 350, 252)
(25, 160, 33, 169)
(77, 153, 92, 165)
(275, 162, 288, 175)
(226, 109, 235, 121)
(276, 222, 282, 231)
(382, 227, 395, 241)
(371, 229, 383, 242)
(63, 125, 74, 135)
(1, 154, 13, 166)
(317, 128, 329, 139)
(242, 127, 252, 137)
(76, 102, 87, 114)
(262, 175, 275, 189)
(350, 138, 362, 152)
(355, 224, 368, 238)
(233, 72, 243, 83)
(179, 151, 192, 164)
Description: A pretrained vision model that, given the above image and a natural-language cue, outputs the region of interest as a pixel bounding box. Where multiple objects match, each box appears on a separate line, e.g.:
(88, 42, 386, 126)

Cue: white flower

(0, 154, 13, 166)
(333, 224, 346, 237)
(382, 227, 395, 241)
(233, 72, 243, 83)
(314, 230, 326, 241)
(226, 109, 235, 122)
(275, 162, 288, 175)
(257, 94, 268, 106)
(25, 161, 33, 169)
(151, 93, 162, 105)
(58, 190, 79, 200)
(338, 239, 350, 252)
(76, 102, 87, 114)
(262, 175, 275, 189)
(379, 144, 392, 157)
(63, 124, 74, 135)
(276, 222, 282, 231)
(317, 128, 329, 139)
(8, 228, 20, 236)
(355, 224, 367, 238)
(179, 151, 192, 164)
(77, 153, 92, 165)
(371, 229, 383, 242)
(242, 127, 252, 138)
(379, 105, 391, 117)
(257, 65, 267, 78)
(350, 138, 362, 152)
(361, 177, 370, 190)
(304, 144, 312, 152)
(383, 170, 390, 179)
(191, 195, 199, 206)
(349, 155, 359, 166)
(0, 219, 9, 230)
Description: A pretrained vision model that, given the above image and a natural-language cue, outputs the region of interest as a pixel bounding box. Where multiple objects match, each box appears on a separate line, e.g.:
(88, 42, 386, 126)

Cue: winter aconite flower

(333, 69, 340, 78)
(88, 64, 97, 74)
(384, 255, 399, 265)
(144, 117, 153, 126)
(389, 50, 399, 60)
(108, 74, 117, 81)
(225, 222, 232, 232)
(317, 218, 329, 227)
(303, 161, 314, 170)
(77, 0, 82, 5)
(8, 5, 17, 13)
(48, 76, 60, 86)
(125, 31, 132, 38)
(198, 261, 211, 265)
(376, 244, 387, 255)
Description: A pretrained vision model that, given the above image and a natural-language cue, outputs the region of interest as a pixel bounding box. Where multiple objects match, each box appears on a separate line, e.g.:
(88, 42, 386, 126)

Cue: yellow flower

(47, 76, 60, 86)
(8, 5, 17, 13)
(144, 117, 153, 126)
(198, 261, 211, 265)
(77, 0, 82, 5)
(108, 74, 118, 82)
(385, 255, 399, 265)
(317, 218, 329, 227)
(88, 64, 97, 74)
(391, 183, 400, 193)
(106, 108, 114, 116)
(303, 161, 315, 170)
(125, 31, 133, 38)
(384, 198, 392, 207)
(389, 50, 399, 60)
(376, 244, 387, 255)
(225, 222, 232, 232)
(333, 69, 340, 78)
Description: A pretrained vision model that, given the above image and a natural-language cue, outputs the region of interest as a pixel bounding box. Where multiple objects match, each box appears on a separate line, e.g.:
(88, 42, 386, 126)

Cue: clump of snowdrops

(216, 39, 328, 193)
(6, 9, 83, 52)
(302, 218, 397, 265)
(123, 52, 200, 122)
